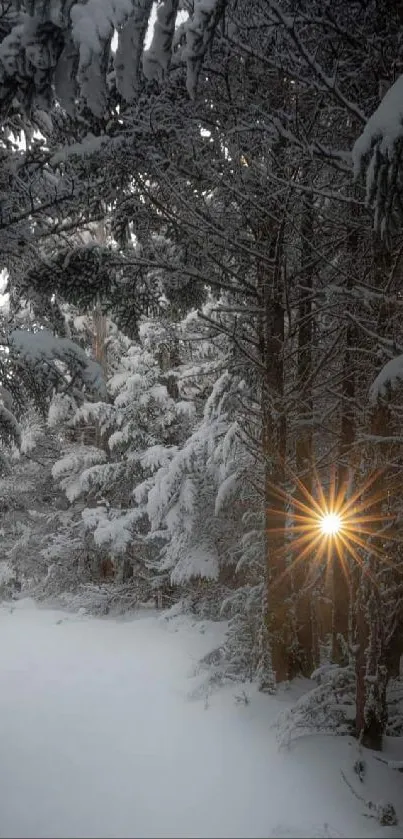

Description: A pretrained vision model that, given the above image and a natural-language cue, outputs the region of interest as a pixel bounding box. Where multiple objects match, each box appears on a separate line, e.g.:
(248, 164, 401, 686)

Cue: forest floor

(0, 598, 402, 839)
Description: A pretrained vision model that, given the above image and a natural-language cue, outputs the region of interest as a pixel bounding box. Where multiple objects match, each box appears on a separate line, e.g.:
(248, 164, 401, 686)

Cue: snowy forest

(1, 2, 403, 835)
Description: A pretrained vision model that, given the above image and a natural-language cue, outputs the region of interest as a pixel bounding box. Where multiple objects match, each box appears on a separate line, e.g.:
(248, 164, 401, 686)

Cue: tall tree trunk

(332, 347, 354, 664)
(257, 211, 289, 687)
(261, 297, 288, 683)
(355, 407, 389, 750)
(355, 236, 393, 750)
(293, 187, 316, 677)
(255, 75, 291, 687)
(386, 620, 403, 680)
(332, 241, 357, 664)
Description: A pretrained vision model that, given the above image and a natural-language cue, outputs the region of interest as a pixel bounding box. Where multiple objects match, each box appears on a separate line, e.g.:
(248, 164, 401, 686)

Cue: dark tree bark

(386, 620, 403, 681)
(262, 277, 289, 684)
(293, 186, 316, 677)
(255, 191, 289, 686)
(355, 236, 393, 751)
(332, 207, 357, 665)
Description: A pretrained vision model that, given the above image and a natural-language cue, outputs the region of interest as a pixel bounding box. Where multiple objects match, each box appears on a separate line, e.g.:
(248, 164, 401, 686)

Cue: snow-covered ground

(0, 599, 401, 839)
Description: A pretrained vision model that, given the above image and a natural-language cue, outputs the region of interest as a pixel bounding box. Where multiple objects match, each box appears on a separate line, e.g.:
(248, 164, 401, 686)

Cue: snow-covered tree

(0, 0, 227, 118)
(1, 0, 402, 754)
(47, 311, 193, 589)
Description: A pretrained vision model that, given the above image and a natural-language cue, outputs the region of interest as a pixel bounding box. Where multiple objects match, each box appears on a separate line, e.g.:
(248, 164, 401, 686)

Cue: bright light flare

(264, 465, 397, 595)
(319, 512, 342, 537)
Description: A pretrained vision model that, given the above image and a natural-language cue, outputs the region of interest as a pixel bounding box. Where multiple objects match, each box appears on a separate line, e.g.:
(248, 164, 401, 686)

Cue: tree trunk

(355, 554, 388, 750)
(332, 192, 359, 665)
(332, 321, 355, 664)
(293, 187, 316, 677)
(256, 77, 291, 687)
(263, 289, 289, 684)
(386, 620, 403, 680)
(256, 209, 289, 687)
(355, 235, 393, 750)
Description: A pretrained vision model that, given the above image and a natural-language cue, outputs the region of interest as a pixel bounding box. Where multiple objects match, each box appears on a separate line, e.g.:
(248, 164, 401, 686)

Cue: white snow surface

(0, 599, 402, 839)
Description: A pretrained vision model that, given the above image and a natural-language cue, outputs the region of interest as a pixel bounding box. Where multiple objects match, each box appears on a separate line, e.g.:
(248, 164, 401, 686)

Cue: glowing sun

(265, 465, 395, 593)
(319, 512, 343, 537)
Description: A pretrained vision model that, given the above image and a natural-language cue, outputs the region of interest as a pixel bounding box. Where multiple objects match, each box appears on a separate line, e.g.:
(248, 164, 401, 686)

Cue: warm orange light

(264, 466, 394, 593)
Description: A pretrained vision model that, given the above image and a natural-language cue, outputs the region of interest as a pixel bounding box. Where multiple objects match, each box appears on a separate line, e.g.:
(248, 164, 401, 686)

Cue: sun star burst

(265, 465, 397, 592)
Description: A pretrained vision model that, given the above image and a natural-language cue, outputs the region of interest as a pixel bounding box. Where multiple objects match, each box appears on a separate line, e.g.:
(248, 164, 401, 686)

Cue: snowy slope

(0, 600, 401, 839)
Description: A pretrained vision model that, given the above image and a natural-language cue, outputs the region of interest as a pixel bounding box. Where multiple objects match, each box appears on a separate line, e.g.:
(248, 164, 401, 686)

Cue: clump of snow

(114, 0, 154, 102)
(369, 354, 403, 403)
(70, 0, 133, 66)
(10, 329, 106, 398)
(52, 448, 107, 482)
(176, 400, 196, 419)
(185, 0, 221, 98)
(82, 506, 142, 553)
(142, 0, 177, 82)
(140, 444, 177, 471)
(353, 76, 403, 178)
(48, 394, 75, 428)
(214, 470, 240, 515)
(353, 76, 403, 229)
(19, 419, 43, 455)
(50, 133, 109, 166)
(170, 541, 220, 584)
